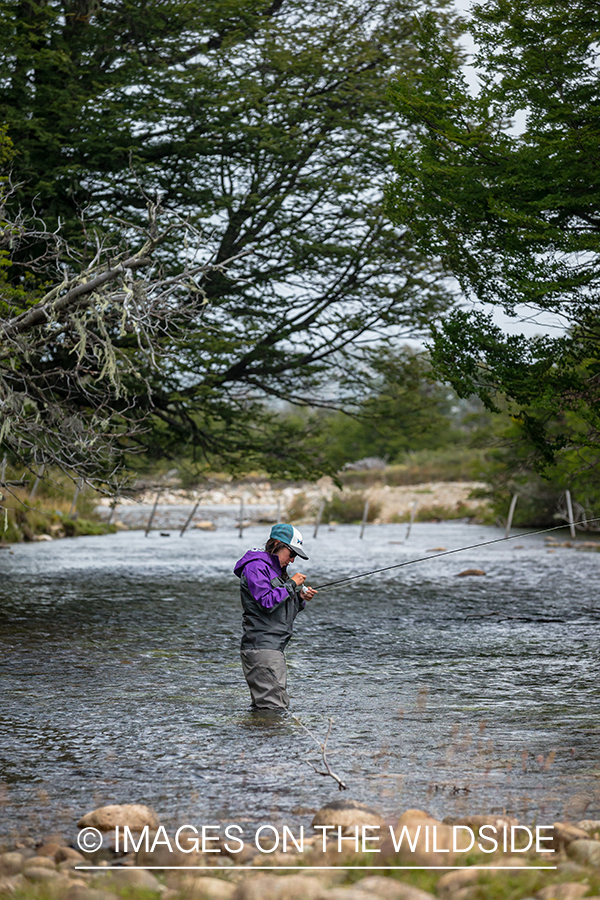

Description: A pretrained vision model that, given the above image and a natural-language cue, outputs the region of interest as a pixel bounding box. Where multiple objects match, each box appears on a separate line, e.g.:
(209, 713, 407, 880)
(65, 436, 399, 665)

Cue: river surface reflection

(1, 522, 600, 840)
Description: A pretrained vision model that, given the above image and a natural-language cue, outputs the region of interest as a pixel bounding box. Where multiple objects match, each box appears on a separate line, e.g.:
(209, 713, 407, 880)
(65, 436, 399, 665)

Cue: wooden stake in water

(68, 476, 84, 517)
(145, 490, 162, 536)
(505, 493, 519, 538)
(238, 498, 244, 538)
(313, 499, 325, 539)
(565, 489, 576, 538)
(0, 455, 6, 485)
(180, 495, 201, 537)
(405, 500, 418, 541)
(359, 499, 369, 539)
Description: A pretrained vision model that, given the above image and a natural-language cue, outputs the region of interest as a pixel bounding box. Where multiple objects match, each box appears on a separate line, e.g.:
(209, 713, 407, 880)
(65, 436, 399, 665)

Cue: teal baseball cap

(269, 523, 309, 559)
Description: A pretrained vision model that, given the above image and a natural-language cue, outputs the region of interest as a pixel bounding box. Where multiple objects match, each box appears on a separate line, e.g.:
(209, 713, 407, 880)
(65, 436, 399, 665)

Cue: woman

(234, 523, 317, 710)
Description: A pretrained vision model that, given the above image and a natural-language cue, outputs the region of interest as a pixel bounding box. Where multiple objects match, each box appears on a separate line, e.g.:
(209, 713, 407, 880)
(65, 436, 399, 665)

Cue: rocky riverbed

(2, 801, 599, 900)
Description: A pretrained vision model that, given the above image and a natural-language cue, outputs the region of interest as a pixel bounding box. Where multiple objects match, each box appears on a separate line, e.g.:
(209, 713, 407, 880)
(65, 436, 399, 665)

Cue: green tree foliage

(385, 0, 600, 468)
(0, 125, 11, 167)
(0, 125, 15, 299)
(0, 0, 459, 481)
(477, 412, 600, 529)
(313, 347, 463, 467)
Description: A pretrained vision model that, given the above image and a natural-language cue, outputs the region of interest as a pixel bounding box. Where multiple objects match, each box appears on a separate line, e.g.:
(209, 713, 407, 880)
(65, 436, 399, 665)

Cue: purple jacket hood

(234, 549, 281, 579)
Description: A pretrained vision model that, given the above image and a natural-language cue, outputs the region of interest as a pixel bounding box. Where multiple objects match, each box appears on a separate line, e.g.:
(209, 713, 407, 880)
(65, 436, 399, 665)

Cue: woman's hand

(291, 572, 306, 586)
(301, 586, 317, 601)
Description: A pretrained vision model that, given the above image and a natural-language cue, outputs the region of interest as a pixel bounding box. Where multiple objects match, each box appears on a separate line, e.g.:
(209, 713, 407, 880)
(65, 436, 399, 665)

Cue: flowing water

(1, 521, 600, 843)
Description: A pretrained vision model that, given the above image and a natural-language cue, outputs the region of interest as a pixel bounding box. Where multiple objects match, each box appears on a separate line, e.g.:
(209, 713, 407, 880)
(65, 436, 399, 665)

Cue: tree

(386, 0, 600, 468)
(491, 437, 600, 530)
(0, 0, 458, 484)
(0, 125, 12, 168)
(311, 346, 462, 467)
(0, 194, 240, 488)
(0, 188, 348, 489)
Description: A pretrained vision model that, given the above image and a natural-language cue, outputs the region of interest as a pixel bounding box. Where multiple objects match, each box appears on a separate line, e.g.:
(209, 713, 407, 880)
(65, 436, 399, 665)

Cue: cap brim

(287, 544, 309, 560)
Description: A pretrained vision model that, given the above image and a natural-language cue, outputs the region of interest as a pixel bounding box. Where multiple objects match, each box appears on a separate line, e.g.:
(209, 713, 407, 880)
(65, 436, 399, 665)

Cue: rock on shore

(78, 804, 159, 831)
(3, 804, 600, 900)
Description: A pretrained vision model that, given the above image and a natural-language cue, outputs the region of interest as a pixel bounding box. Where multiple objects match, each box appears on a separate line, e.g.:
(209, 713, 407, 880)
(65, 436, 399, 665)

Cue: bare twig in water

(292, 715, 347, 791)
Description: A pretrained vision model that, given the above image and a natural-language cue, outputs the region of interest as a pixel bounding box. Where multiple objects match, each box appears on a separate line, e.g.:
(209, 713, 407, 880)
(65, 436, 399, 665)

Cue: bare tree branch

(0, 191, 240, 490)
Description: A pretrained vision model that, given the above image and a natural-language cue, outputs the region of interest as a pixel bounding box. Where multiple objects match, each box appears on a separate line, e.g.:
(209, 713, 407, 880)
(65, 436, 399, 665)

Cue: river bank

(0, 490, 116, 546)
(96, 478, 491, 532)
(1, 801, 599, 900)
(1, 473, 490, 544)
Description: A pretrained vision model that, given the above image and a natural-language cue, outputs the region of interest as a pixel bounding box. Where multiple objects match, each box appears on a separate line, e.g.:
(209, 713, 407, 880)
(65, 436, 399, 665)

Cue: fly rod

(313, 516, 600, 592)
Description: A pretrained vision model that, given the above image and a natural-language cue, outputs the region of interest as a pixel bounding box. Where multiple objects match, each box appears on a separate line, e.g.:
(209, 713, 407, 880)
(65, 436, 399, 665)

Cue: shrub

(338, 449, 486, 488)
(323, 492, 381, 524)
(287, 492, 308, 521)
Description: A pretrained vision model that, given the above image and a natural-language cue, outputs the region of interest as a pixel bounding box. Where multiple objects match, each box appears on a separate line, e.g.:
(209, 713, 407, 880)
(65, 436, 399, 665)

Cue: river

(1, 521, 599, 842)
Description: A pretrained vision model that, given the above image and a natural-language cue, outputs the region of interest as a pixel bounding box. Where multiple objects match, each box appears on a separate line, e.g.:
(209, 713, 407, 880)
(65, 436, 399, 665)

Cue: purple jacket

(234, 550, 294, 608)
(234, 549, 305, 651)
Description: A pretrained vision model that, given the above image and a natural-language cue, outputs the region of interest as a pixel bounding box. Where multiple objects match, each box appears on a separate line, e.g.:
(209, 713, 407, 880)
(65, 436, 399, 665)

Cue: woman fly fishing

(234, 524, 317, 710)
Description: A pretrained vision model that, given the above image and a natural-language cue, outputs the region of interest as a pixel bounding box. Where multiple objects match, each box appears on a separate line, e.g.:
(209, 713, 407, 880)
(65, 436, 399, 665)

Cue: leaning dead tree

(0, 185, 239, 494)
